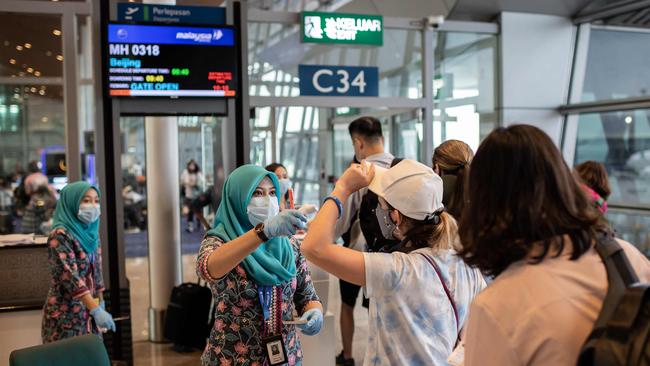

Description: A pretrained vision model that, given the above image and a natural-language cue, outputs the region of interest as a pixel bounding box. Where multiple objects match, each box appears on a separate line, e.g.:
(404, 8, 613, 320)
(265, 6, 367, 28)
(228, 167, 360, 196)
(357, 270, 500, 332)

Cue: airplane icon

(125, 7, 139, 16)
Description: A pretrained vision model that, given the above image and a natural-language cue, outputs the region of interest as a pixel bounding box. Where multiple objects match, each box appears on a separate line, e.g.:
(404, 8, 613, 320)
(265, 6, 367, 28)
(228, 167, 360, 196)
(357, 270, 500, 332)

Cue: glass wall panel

(581, 29, 650, 102)
(0, 12, 63, 235)
(250, 106, 322, 206)
(573, 109, 650, 205)
(248, 23, 422, 99)
(432, 31, 497, 153)
(607, 209, 650, 257)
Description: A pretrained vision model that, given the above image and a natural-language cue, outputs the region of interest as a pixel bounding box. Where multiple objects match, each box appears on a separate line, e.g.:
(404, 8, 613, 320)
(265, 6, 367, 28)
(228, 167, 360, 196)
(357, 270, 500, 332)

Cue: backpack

(358, 189, 401, 253)
(577, 232, 650, 366)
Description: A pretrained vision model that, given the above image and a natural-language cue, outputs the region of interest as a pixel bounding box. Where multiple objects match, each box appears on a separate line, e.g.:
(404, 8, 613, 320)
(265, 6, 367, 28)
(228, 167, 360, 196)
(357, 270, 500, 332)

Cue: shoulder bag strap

(419, 253, 461, 345)
(588, 231, 640, 338)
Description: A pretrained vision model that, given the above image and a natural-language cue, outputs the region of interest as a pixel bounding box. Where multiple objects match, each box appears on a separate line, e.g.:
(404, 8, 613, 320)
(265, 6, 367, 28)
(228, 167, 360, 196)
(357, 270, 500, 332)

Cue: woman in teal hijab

(196, 165, 323, 366)
(42, 181, 116, 343)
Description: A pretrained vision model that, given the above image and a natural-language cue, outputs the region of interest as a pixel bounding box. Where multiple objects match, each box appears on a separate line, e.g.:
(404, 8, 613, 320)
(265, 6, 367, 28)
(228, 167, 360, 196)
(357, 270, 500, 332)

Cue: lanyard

(258, 285, 273, 321)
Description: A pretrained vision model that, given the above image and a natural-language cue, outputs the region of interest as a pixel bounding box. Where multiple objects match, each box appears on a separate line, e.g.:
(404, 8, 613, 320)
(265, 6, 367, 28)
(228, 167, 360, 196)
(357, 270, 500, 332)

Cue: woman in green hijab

(42, 181, 116, 343)
(196, 165, 323, 366)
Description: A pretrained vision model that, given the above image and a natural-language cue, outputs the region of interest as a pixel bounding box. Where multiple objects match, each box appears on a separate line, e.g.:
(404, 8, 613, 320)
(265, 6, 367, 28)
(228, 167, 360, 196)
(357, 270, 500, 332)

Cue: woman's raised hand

(335, 160, 376, 196)
(263, 210, 307, 238)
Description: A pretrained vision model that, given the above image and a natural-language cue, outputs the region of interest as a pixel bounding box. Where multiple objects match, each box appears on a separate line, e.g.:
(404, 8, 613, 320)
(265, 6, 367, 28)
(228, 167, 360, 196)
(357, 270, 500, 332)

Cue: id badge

(262, 334, 287, 366)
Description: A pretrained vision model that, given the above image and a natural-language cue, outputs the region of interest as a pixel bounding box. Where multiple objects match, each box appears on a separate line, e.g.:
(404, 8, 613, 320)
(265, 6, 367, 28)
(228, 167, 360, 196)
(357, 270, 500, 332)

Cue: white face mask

(78, 203, 101, 224)
(247, 195, 280, 226)
(278, 179, 293, 196)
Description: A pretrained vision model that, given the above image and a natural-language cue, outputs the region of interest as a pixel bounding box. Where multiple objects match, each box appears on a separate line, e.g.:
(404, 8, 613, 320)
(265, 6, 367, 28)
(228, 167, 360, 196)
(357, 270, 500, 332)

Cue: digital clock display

(107, 23, 238, 97)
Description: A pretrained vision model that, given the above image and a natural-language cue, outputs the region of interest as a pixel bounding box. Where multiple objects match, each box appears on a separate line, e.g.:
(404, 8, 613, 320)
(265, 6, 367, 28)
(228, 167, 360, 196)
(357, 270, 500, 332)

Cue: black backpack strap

(589, 232, 640, 336)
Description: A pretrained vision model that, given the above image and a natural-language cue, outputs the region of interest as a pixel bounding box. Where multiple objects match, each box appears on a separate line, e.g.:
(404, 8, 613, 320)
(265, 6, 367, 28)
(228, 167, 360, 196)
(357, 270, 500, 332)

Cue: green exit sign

(301, 11, 383, 46)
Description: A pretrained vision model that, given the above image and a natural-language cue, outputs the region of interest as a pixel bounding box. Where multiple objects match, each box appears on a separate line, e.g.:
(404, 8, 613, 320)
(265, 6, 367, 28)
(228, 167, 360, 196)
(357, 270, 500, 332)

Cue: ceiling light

(34, 71, 41, 77)
(56, 55, 63, 61)
(30, 87, 37, 93)
(625, 116, 633, 124)
(45, 51, 52, 57)
(52, 29, 62, 36)
(24, 43, 32, 49)
(41, 116, 49, 123)
(39, 90, 46, 96)
(18, 72, 25, 76)
(27, 67, 34, 73)
(16, 45, 23, 51)
(9, 58, 15, 64)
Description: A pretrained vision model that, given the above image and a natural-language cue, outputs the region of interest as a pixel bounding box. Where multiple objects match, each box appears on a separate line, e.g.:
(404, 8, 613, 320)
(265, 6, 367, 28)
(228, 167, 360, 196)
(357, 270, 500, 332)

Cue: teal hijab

(51, 181, 101, 254)
(207, 165, 296, 286)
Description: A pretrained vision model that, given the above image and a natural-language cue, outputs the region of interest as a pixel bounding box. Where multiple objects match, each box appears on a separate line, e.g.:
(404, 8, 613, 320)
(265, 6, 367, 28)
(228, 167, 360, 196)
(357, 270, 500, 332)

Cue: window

(433, 31, 498, 152)
(581, 29, 650, 102)
(574, 109, 650, 205)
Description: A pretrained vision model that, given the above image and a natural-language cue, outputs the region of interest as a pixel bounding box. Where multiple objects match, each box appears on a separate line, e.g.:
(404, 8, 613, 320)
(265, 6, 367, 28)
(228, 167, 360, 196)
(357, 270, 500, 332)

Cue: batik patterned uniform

(41, 228, 105, 343)
(197, 236, 319, 366)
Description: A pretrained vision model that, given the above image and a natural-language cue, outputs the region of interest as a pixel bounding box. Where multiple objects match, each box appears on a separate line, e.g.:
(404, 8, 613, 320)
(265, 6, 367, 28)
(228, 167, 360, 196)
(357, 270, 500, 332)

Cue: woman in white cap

(302, 159, 486, 365)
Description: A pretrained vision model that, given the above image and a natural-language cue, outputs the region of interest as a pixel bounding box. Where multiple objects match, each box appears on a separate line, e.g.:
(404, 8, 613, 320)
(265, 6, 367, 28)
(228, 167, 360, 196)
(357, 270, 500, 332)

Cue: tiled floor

(125, 256, 369, 365)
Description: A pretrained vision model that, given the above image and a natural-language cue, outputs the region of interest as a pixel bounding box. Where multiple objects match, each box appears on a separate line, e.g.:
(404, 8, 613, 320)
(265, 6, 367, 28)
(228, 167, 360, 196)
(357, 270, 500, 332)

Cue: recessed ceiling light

(625, 116, 633, 124)
(30, 87, 37, 93)
(24, 43, 32, 49)
(27, 67, 34, 73)
(16, 45, 23, 51)
(9, 58, 16, 64)
(56, 55, 63, 61)
(41, 116, 49, 123)
(34, 71, 41, 77)
(52, 29, 62, 36)
(39, 90, 46, 96)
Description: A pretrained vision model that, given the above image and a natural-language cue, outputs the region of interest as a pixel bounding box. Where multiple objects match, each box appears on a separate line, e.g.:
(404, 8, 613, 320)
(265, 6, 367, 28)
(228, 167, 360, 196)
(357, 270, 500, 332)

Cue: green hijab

(207, 165, 296, 286)
(51, 181, 101, 254)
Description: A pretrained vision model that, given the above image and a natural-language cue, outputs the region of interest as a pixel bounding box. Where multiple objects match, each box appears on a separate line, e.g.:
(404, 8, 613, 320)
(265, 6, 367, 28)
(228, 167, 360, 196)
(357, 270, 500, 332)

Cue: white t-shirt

(363, 247, 486, 366)
(464, 239, 650, 366)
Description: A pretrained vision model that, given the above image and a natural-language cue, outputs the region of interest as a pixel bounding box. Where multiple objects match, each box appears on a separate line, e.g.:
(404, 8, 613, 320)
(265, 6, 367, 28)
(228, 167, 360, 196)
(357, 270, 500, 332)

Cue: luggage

(164, 281, 213, 350)
(0, 212, 13, 234)
(577, 232, 650, 366)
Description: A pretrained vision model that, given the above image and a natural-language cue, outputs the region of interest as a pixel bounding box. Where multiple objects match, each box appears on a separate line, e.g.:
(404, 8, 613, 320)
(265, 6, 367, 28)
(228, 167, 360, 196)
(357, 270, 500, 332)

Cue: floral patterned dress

(41, 228, 105, 343)
(197, 236, 320, 366)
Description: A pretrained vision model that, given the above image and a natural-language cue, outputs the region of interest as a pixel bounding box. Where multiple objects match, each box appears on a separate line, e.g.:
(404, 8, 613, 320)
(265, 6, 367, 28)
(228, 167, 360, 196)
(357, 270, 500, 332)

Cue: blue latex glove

(296, 308, 323, 336)
(90, 306, 116, 332)
(99, 300, 105, 310)
(264, 209, 307, 238)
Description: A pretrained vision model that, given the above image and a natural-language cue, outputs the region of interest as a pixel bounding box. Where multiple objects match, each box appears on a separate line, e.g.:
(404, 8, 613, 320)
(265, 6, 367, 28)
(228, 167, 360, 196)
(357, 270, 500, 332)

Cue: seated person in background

(459, 125, 650, 366)
(302, 159, 486, 365)
(21, 185, 57, 234)
(189, 185, 221, 231)
(575, 160, 611, 214)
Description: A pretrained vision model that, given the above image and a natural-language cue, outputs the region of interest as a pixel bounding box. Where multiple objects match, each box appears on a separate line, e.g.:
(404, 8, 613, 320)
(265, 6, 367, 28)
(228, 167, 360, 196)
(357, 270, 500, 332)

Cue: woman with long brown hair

(459, 125, 650, 366)
(432, 140, 473, 219)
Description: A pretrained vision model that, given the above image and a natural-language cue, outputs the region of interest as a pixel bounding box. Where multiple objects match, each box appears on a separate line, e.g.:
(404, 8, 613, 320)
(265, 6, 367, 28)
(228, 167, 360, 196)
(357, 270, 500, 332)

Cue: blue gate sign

(299, 65, 378, 97)
(117, 3, 226, 25)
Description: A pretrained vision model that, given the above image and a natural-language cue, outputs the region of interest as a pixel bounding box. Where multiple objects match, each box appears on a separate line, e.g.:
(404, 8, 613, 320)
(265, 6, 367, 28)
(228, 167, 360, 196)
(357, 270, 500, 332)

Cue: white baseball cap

(368, 159, 444, 220)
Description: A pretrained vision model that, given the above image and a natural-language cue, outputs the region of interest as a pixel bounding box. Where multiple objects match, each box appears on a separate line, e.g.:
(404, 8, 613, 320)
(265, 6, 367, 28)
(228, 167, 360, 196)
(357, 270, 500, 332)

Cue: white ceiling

(337, 0, 455, 18)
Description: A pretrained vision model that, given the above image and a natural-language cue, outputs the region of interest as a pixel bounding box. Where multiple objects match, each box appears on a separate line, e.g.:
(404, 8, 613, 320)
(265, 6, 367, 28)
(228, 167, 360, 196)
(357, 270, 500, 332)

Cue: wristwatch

(254, 223, 269, 242)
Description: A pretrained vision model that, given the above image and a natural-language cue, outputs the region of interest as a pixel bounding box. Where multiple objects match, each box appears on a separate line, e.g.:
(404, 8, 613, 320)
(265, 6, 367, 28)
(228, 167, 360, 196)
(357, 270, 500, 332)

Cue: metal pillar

(62, 8, 81, 182)
(146, 116, 182, 342)
(143, 0, 182, 343)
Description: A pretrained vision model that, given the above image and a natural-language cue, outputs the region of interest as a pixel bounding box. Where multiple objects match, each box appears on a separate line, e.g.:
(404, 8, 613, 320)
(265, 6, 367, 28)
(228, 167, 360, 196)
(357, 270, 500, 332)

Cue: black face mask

(375, 203, 397, 240)
(440, 174, 457, 206)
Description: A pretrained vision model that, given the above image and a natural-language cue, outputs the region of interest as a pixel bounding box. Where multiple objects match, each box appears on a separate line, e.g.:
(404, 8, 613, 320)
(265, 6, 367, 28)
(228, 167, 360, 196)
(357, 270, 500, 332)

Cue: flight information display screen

(107, 23, 237, 97)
